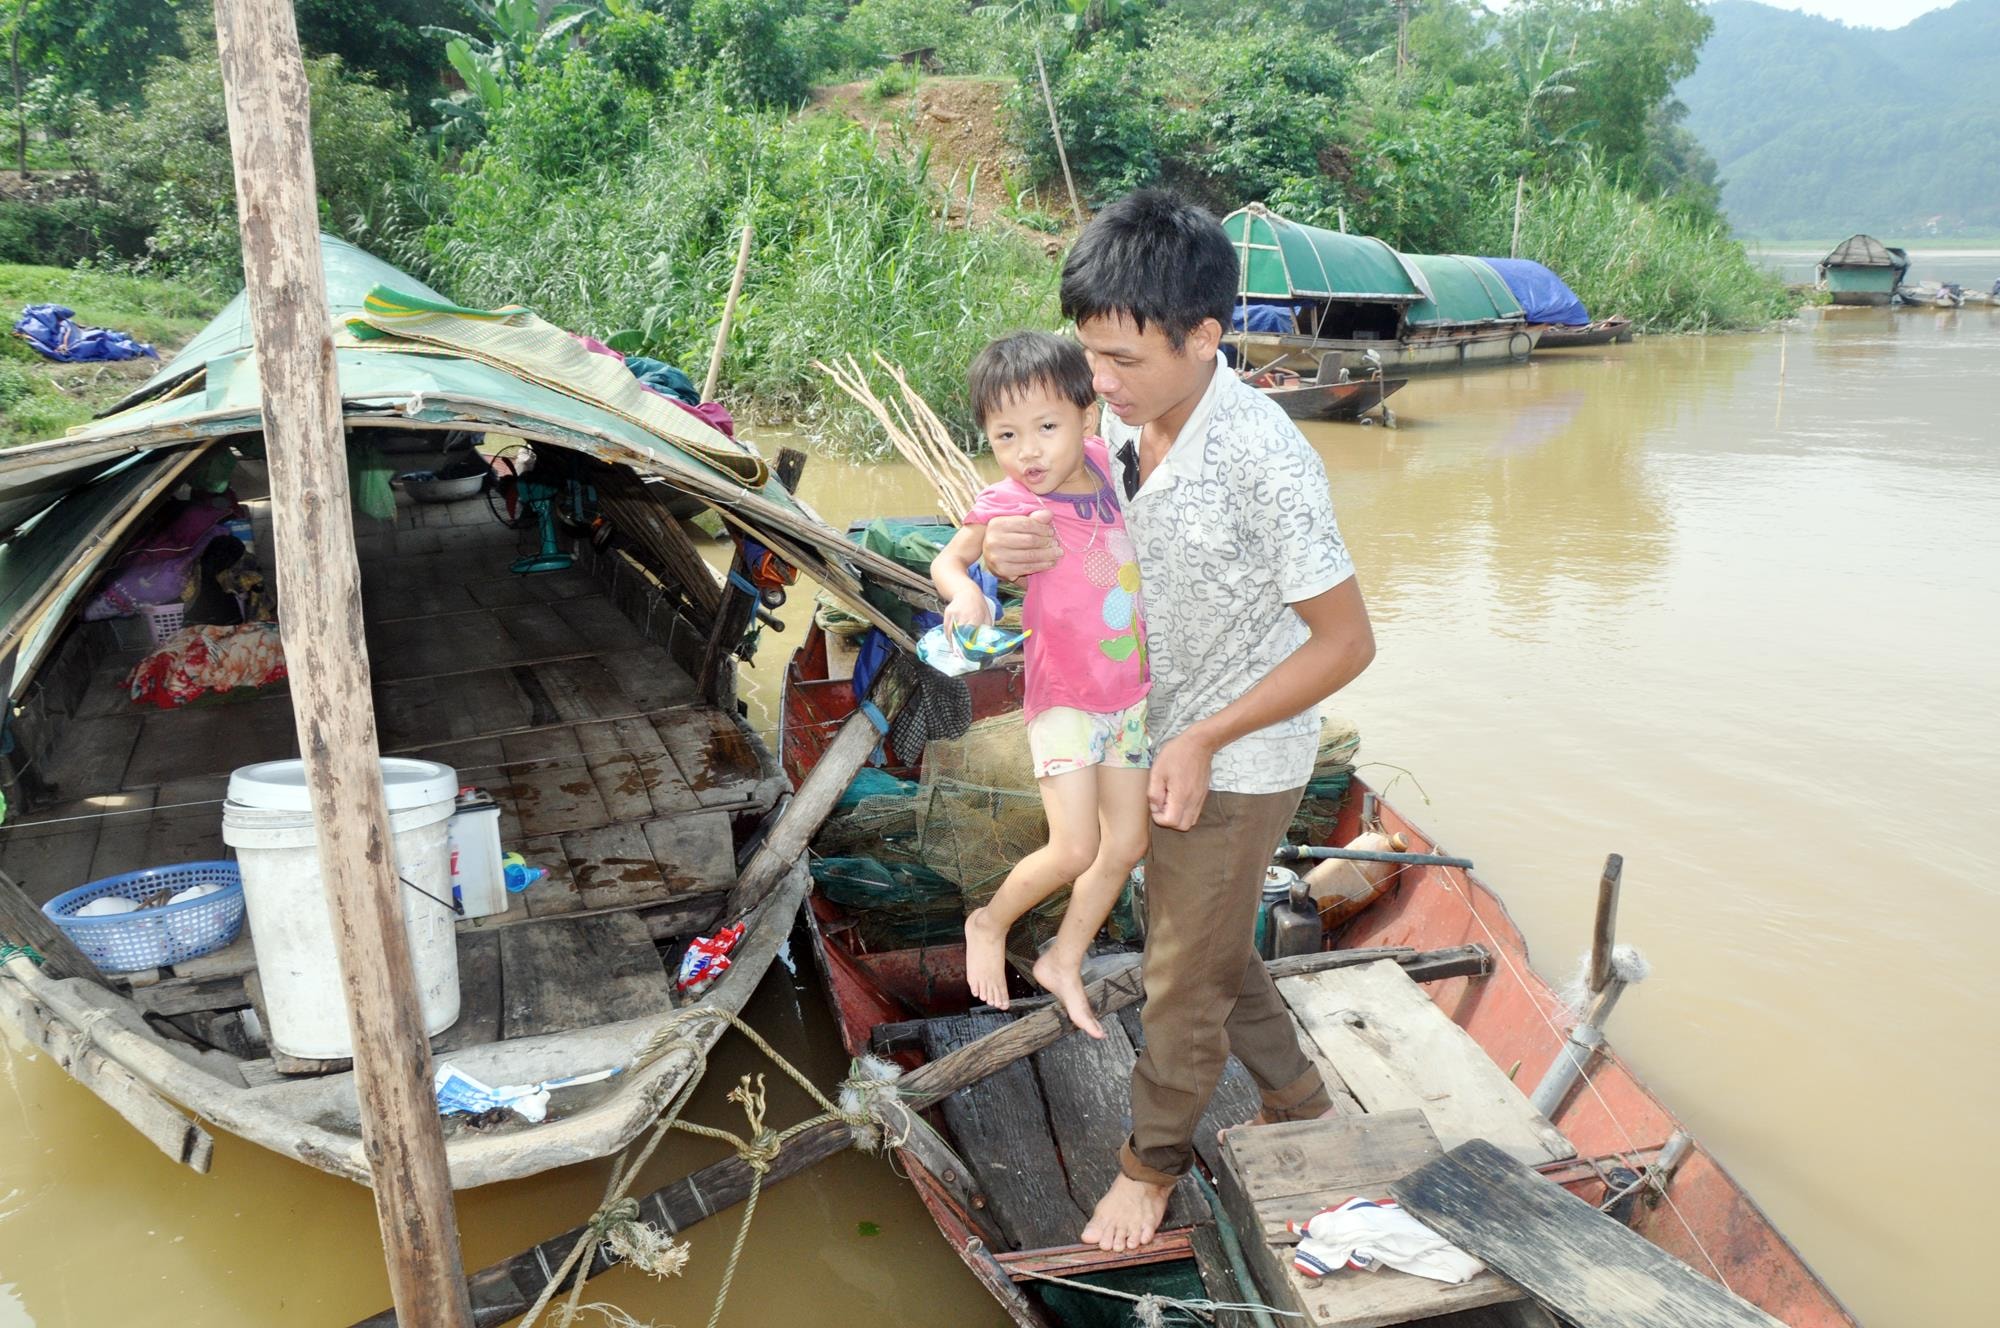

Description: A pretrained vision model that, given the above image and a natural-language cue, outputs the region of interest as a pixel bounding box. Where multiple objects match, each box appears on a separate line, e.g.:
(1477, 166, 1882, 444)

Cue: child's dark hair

(1059, 189, 1237, 348)
(967, 331, 1095, 429)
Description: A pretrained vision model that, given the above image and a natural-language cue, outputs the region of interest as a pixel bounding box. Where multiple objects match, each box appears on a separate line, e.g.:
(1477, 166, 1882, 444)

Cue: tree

(14, 0, 187, 105)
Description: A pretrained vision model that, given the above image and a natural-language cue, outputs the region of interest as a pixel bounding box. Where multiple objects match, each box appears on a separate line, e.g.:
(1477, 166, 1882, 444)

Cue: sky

(1743, 0, 1950, 27)
(1481, 1, 1954, 29)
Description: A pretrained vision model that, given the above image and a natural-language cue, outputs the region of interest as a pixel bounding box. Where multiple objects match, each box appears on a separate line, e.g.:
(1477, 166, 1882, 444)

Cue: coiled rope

(518, 1007, 911, 1328)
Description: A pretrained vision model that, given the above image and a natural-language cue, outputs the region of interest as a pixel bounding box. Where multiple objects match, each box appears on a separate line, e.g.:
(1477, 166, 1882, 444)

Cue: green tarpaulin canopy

(1400, 253, 1525, 326)
(1221, 206, 1524, 327)
(1222, 206, 1423, 303)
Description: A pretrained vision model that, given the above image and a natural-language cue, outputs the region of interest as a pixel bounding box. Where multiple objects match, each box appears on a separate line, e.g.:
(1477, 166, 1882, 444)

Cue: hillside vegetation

(3, 1, 1796, 450)
(1678, 0, 2000, 237)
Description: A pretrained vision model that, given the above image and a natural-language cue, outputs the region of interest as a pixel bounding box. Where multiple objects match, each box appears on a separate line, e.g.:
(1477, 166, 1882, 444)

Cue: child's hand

(942, 587, 994, 634)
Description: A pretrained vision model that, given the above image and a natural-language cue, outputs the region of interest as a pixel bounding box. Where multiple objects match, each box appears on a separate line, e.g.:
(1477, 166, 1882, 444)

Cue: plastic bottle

(1304, 831, 1409, 927)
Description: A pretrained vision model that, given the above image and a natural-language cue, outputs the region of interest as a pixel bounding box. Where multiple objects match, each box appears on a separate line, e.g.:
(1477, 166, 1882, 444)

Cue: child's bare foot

(1081, 1173, 1173, 1252)
(1031, 947, 1105, 1039)
(964, 908, 1010, 1010)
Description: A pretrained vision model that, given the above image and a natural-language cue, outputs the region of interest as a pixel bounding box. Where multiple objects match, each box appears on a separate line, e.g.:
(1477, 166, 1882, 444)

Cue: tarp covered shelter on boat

(1818, 233, 1910, 281)
(1478, 257, 1590, 326)
(1222, 205, 1426, 305)
(0, 234, 931, 695)
(1400, 253, 1526, 327)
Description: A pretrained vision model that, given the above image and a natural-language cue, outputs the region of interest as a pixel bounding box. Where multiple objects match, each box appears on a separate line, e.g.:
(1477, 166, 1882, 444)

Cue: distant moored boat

(1817, 234, 1910, 306)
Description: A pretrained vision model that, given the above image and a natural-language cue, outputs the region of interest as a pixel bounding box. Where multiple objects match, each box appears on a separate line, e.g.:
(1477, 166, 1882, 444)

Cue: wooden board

(640, 814, 734, 895)
(497, 912, 673, 1041)
(920, 1011, 1090, 1251)
(1221, 1109, 1446, 1247)
(1280, 960, 1571, 1166)
(1214, 1110, 1523, 1328)
(1392, 1139, 1786, 1328)
(1187, 1222, 1258, 1328)
(656, 708, 767, 808)
(434, 930, 502, 1053)
(1030, 1013, 1201, 1230)
(560, 823, 668, 911)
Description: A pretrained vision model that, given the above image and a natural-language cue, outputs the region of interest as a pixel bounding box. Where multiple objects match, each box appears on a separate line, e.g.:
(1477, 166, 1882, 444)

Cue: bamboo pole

(1512, 174, 1526, 258)
(702, 221, 755, 404)
(1034, 41, 1085, 227)
(1587, 852, 1623, 994)
(210, 2, 472, 1323)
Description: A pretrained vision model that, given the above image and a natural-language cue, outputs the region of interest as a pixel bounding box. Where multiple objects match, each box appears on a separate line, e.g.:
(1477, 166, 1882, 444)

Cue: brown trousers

(1120, 785, 1330, 1185)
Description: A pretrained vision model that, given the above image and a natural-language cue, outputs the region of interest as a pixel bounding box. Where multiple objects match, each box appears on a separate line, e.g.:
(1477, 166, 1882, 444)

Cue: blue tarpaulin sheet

(12, 304, 159, 362)
(1230, 302, 1303, 333)
(1478, 259, 1590, 326)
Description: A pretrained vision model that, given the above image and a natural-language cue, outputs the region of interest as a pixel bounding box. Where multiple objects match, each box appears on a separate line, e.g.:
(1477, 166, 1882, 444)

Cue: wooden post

(1587, 853, 1622, 994)
(0, 866, 109, 983)
(701, 221, 755, 404)
(697, 446, 805, 707)
(210, 3, 472, 1324)
(1035, 41, 1085, 227)
(1511, 174, 1526, 259)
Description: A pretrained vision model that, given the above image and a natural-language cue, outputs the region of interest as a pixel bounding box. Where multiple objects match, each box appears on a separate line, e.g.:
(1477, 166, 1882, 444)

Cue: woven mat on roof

(341, 285, 768, 487)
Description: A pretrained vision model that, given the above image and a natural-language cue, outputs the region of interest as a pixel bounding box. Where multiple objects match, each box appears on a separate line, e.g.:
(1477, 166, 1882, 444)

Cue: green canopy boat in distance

(1817, 234, 1910, 306)
(1221, 204, 1539, 387)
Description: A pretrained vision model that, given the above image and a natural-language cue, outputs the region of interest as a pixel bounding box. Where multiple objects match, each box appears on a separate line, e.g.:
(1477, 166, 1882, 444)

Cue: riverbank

(0, 265, 219, 448)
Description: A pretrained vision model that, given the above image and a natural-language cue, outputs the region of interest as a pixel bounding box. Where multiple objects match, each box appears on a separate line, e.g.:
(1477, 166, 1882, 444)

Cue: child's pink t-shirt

(964, 436, 1149, 721)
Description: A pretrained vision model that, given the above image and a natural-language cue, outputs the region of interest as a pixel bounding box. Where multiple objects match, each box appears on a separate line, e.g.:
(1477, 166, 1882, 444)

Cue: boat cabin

(1221, 204, 1536, 379)
(1818, 234, 1911, 306)
(0, 235, 926, 1188)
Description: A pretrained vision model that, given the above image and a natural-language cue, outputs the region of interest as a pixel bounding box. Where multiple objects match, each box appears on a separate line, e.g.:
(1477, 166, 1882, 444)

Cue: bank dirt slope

(810, 75, 1074, 252)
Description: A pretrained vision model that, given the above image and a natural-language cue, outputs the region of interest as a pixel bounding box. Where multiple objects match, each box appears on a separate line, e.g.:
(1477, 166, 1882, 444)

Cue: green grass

(1, 263, 221, 447)
(1518, 177, 1799, 333)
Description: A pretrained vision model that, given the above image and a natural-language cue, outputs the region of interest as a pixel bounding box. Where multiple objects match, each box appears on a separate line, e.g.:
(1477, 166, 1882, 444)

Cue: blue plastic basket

(42, 862, 246, 973)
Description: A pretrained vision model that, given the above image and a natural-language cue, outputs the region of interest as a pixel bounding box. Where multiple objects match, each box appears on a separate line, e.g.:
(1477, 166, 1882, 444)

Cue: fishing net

(811, 709, 1360, 957)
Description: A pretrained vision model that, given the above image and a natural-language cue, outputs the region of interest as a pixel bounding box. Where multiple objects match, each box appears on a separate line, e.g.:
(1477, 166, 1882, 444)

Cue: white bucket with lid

(222, 758, 462, 1059)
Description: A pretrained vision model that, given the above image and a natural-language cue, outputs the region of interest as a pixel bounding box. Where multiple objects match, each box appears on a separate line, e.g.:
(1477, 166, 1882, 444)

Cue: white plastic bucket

(222, 758, 462, 1059)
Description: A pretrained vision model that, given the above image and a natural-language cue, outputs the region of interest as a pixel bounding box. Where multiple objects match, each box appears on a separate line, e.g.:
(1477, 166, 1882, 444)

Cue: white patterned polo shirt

(1102, 359, 1355, 794)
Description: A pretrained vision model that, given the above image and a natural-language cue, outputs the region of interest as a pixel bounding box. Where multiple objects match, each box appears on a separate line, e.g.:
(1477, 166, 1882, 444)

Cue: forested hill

(1677, 0, 2000, 237)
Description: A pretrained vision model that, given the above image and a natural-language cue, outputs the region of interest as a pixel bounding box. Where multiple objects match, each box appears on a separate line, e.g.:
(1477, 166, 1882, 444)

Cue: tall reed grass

(1515, 174, 1796, 333)
(410, 78, 1056, 454)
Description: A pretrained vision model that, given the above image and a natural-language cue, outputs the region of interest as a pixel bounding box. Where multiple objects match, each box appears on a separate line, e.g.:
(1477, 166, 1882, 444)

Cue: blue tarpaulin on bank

(1478, 258, 1590, 326)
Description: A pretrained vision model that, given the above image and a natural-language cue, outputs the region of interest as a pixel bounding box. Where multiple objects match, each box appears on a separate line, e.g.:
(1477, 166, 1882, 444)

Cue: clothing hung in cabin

(963, 436, 1150, 727)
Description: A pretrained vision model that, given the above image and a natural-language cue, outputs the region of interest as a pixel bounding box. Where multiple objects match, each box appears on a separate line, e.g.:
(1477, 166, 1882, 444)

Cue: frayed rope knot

(586, 1197, 691, 1283)
(837, 1053, 913, 1154)
(1131, 1292, 1170, 1328)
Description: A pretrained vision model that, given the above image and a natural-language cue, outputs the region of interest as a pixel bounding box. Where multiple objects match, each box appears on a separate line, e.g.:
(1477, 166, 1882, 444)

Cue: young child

(930, 331, 1150, 1040)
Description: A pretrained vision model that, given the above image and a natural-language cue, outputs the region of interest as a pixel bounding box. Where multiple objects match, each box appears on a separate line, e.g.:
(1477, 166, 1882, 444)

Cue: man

(982, 190, 1376, 1251)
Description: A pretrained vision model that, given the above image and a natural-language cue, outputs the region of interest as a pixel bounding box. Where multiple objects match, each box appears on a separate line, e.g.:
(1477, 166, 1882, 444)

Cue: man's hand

(1148, 730, 1216, 831)
(980, 511, 1061, 581)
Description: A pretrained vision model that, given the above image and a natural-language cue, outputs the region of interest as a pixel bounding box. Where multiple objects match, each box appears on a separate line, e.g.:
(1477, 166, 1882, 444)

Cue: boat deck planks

(1393, 1139, 1786, 1328)
(1279, 959, 1571, 1167)
(1215, 1110, 1524, 1328)
(920, 1010, 1092, 1251)
(497, 911, 674, 1041)
(1113, 1004, 1267, 1178)
(1030, 1012, 1203, 1230)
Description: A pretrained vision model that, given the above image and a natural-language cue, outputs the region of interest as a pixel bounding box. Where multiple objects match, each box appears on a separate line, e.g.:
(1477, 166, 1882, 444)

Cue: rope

(1009, 1265, 1302, 1326)
(518, 1009, 913, 1328)
(0, 943, 44, 967)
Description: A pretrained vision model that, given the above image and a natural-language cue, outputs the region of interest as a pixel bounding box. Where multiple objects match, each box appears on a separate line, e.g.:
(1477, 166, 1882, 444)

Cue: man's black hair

(1059, 189, 1238, 349)
(967, 330, 1096, 428)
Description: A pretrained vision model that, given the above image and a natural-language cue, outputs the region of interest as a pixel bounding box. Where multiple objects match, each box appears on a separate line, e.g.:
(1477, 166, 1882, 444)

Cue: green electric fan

(510, 478, 574, 575)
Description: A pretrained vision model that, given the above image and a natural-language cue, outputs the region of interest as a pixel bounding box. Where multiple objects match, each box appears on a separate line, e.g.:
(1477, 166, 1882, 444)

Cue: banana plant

(426, 0, 602, 118)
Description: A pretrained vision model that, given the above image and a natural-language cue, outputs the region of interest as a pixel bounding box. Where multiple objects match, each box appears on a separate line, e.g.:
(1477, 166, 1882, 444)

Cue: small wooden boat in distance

(1819, 234, 1911, 306)
(1534, 315, 1634, 348)
(1248, 370, 1406, 421)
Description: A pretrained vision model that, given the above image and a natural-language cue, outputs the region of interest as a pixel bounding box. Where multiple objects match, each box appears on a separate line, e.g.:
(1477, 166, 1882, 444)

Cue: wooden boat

(0, 236, 934, 1190)
(1533, 315, 1634, 349)
(1224, 204, 1541, 377)
(1245, 368, 1407, 422)
(1818, 234, 1910, 306)
(780, 614, 1859, 1327)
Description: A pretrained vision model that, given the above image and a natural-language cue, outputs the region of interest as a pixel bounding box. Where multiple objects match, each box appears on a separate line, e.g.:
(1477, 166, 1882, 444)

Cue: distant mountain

(1677, 0, 2000, 237)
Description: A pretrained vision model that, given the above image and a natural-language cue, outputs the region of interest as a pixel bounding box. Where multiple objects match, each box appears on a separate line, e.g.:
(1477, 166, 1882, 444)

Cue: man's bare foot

(1080, 1173, 1173, 1252)
(1031, 948, 1105, 1039)
(964, 908, 1010, 1009)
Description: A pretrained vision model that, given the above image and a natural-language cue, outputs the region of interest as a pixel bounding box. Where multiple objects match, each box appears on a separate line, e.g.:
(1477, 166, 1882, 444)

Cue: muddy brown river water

(4, 274, 1997, 1325)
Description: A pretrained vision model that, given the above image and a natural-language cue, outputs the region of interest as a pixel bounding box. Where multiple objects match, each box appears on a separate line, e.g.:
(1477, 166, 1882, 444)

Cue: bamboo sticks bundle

(815, 353, 985, 522)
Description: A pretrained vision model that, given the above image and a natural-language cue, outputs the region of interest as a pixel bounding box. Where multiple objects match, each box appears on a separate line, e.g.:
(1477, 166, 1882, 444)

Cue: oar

(348, 942, 1489, 1328)
(1273, 844, 1475, 870)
